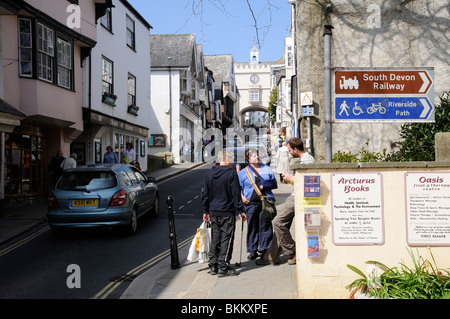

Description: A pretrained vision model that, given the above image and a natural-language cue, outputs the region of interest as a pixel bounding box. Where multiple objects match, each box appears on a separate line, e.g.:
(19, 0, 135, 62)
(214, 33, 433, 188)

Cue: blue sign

(335, 97, 434, 121)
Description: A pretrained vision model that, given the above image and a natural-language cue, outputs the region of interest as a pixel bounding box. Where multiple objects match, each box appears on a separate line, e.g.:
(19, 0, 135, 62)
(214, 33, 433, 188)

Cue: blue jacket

(238, 164, 278, 202)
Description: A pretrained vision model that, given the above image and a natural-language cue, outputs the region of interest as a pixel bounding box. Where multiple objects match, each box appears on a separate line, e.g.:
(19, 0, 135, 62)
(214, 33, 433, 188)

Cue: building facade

(0, 0, 110, 207)
(76, 0, 152, 171)
(150, 34, 206, 164)
(235, 45, 275, 130)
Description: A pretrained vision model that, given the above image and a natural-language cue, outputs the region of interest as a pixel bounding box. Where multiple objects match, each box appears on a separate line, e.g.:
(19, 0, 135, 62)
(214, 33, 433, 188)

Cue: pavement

(0, 155, 298, 300)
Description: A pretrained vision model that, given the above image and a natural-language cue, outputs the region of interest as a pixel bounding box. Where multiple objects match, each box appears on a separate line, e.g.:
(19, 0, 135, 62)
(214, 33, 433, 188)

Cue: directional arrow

(419, 98, 430, 118)
(418, 72, 430, 93)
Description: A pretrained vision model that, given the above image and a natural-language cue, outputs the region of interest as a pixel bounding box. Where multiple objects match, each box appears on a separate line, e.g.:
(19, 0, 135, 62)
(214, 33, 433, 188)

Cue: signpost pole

(324, 25, 333, 163)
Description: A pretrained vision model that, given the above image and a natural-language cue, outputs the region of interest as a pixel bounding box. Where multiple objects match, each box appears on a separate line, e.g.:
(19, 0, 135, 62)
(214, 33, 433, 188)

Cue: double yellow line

(0, 225, 50, 257)
(93, 234, 194, 299)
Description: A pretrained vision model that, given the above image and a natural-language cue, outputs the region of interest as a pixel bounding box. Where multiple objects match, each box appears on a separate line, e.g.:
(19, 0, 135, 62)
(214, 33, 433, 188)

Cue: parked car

(47, 164, 159, 236)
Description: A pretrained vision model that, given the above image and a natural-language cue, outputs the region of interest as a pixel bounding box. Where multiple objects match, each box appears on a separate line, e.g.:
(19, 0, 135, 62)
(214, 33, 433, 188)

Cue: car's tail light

(48, 192, 59, 208)
(110, 189, 127, 206)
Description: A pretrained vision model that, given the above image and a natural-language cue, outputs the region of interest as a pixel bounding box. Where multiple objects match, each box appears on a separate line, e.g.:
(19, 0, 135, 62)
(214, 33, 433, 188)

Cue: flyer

(304, 175, 321, 197)
(308, 236, 319, 257)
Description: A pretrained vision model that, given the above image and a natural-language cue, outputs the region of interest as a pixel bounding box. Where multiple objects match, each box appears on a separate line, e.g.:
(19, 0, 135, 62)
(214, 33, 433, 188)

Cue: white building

(150, 34, 206, 164)
(78, 0, 152, 170)
(235, 45, 275, 129)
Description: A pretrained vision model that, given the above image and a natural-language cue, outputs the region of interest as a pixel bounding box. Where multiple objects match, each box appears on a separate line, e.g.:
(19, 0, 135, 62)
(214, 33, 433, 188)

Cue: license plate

(71, 199, 98, 207)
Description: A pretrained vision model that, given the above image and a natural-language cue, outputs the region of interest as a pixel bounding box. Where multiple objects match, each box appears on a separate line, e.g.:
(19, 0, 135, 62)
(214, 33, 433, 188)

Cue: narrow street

(0, 163, 212, 299)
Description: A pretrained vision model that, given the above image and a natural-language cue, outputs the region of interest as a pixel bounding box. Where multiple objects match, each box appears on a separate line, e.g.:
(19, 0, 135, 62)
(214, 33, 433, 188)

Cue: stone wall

(294, 0, 449, 161)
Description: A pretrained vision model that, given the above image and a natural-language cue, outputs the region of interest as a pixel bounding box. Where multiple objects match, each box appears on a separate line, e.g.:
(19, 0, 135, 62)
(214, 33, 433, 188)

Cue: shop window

(4, 131, 44, 196)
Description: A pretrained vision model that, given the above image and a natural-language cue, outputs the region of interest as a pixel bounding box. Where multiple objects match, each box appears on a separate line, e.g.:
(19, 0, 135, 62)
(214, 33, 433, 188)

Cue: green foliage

(332, 139, 391, 163)
(267, 87, 278, 123)
(346, 248, 450, 299)
(392, 91, 450, 161)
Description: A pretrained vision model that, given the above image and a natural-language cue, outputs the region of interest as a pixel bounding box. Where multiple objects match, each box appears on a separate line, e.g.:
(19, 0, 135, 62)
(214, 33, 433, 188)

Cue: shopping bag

(198, 222, 211, 264)
(187, 231, 200, 261)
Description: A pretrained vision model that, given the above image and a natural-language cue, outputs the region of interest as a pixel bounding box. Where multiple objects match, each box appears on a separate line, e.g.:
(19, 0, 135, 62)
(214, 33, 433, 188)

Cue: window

(57, 38, 72, 89)
(4, 132, 44, 196)
(18, 18, 33, 77)
(126, 15, 135, 49)
(100, 7, 112, 31)
(20, 20, 73, 89)
(128, 73, 136, 106)
(250, 90, 260, 102)
(37, 23, 54, 82)
(102, 56, 113, 94)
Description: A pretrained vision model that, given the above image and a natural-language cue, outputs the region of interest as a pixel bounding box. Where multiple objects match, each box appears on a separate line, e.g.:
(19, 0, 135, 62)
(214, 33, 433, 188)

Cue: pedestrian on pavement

(103, 146, 119, 164)
(124, 142, 136, 165)
(238, 147, 278, 260)
(61, 153, 77, 171)
(202, 150, 247, 277)
(276, 142, 291, 183)
(256, 137, 315, 266)
(47, 150, 65, 188)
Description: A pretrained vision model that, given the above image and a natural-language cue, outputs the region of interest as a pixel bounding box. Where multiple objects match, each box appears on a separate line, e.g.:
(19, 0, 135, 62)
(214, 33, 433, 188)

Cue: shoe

(255, 258, 270, 266)
(209, 265, 218, 275)
(288, 254, 296, 265)
(247, 251, 258, 260)
(217, 268, 240, 277)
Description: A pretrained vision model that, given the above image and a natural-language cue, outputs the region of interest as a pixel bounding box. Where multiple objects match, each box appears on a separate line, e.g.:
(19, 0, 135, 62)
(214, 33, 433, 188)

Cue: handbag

(244, 167, 277, 222)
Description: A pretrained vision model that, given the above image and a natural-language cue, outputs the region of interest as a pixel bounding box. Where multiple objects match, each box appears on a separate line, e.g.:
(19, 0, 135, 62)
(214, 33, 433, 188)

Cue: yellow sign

(300, 196, 322, 210)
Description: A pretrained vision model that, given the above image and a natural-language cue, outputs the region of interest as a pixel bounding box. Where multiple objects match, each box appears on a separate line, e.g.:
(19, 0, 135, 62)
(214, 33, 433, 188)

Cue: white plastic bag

(187, 231, 200, 262)
(198, 222, 211, 264)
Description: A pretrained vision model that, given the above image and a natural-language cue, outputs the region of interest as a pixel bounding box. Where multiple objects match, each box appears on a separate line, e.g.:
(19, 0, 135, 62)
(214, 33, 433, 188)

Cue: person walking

(103, 146, 119, 164)
(48, 150, 65, 188)
(124, 142, 136, 165)
(61, 153, 77, 171)
(202, 150, 247, 277)
(238, 147, 278, 260)
(276, 142, 291, 183)
(256, 137, 315, 266)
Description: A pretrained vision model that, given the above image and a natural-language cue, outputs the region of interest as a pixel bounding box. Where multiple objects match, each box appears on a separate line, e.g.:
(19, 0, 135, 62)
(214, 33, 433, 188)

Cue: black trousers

(209, 215, 236, 271)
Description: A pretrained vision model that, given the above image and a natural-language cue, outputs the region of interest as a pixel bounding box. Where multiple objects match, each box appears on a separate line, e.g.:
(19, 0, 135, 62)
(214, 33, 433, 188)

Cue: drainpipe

(323, 25, 333, 163)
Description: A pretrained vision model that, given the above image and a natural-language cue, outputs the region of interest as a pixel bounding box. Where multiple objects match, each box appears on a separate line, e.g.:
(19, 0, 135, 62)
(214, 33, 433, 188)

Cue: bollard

(167, 195, 180, 269)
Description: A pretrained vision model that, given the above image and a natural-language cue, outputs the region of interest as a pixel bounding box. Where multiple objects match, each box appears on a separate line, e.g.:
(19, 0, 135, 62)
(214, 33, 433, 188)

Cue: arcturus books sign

(331, 173, 384, 245)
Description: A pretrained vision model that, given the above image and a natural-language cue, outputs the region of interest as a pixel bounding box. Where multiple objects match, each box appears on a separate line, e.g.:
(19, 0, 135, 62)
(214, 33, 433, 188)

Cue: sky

(127, 0, 292, 63)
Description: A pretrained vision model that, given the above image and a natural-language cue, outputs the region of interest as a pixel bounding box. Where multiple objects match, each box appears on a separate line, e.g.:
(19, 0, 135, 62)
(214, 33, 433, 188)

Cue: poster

(331, 172, 384, 245)
(405, 172, 450, 246)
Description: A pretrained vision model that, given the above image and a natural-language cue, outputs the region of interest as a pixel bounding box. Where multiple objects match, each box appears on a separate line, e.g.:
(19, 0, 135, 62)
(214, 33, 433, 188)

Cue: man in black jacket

(202, 150, 246, 277)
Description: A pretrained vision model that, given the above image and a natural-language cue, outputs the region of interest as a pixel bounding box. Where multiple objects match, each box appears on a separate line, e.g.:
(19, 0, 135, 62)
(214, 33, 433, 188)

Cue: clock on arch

(250, 74, 259, 84)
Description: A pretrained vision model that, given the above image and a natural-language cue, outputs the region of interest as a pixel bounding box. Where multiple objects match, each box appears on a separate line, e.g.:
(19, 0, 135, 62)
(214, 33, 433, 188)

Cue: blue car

(47, 164, 159, 235)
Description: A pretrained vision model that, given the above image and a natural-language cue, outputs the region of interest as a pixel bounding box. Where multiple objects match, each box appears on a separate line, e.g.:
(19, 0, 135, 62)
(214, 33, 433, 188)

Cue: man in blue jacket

(202, 150, 246, 277)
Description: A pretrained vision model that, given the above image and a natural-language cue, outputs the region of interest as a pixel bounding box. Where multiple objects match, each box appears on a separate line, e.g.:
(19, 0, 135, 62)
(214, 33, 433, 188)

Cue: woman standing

(103, 146, 119, 163)
(276, 142, 291, 183)
(238, 147, 278, 260)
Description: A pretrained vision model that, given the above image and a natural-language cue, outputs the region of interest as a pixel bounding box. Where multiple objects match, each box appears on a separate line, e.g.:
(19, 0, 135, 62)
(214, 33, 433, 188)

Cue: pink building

(0, 0, 112, 207)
